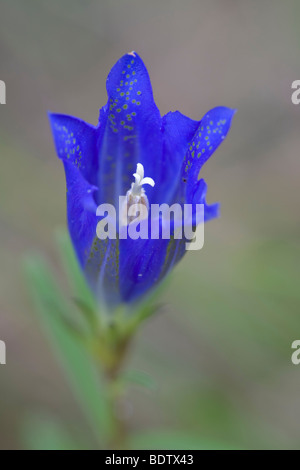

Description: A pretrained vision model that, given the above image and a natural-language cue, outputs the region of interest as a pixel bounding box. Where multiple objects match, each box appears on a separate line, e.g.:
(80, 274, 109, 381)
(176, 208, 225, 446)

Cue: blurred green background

(0, 0, 300, 450)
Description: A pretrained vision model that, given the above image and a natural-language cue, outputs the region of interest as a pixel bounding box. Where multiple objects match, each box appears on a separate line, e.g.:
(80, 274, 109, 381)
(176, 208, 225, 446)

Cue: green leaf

(23, 255, 112, 444)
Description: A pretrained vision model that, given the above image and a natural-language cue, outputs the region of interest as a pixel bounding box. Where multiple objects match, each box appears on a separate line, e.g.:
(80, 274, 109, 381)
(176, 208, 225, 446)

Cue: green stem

(105, 338, 132, 449)
(88, 306, 149, 448)
(92, 325, 133, 449)
(106, 375, 128, 449)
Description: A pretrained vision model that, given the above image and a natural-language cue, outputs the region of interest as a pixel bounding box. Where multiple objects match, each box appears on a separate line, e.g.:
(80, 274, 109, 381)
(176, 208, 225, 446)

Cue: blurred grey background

(0, 0, 300, 449)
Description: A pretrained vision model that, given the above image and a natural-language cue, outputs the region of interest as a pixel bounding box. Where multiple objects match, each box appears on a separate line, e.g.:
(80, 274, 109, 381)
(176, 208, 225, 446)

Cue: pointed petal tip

(204, 201, 220, 222)
(48, 110, 58, 126)
(127, 50, 137, 57)
(211, 106, 236, 116)
(106, 51, 150, 97)
(48, 111, 65, 129)
(204, 106, 236, 131)
(48, 111, 63, 120)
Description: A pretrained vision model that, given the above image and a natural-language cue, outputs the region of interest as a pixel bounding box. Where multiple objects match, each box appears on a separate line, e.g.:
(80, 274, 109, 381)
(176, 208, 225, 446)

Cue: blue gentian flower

(49, 52, 235, 309)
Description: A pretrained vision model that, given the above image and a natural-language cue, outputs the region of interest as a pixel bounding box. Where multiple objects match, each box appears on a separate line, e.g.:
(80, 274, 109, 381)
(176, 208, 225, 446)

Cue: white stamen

(131, 163, 155, 196)
(120, 163, 155, 226)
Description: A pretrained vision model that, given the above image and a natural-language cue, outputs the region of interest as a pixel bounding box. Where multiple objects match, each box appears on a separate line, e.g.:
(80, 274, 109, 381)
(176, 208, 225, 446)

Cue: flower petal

(119, 235, 169, 303)
(96, 52, 163, 207)
(192, 178, 219, 222)
(161, 111, 199, 204)
(63, 161, 98, 267)
(182, 106, 236, 203)
(49, 113, 98, 185)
